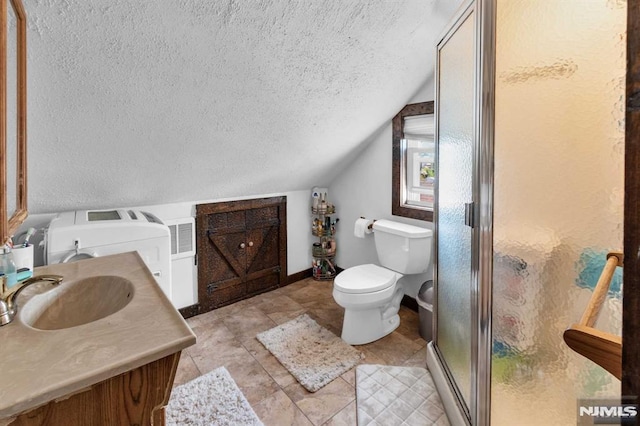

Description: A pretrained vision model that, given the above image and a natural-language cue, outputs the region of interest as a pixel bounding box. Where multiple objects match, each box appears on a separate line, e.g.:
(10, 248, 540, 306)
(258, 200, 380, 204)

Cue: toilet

(333, 219, 433, 345)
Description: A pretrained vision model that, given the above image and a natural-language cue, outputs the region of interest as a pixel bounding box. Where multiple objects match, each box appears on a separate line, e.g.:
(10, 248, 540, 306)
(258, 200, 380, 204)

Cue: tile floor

(356, 365, 449, 426)
(174, 277, 441, 426)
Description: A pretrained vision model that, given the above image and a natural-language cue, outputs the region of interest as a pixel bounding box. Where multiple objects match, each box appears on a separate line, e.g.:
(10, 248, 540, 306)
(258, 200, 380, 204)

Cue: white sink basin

(20, 276, 135, 330)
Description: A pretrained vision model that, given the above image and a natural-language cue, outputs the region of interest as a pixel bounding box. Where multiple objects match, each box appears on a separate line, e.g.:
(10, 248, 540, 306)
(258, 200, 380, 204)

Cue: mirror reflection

(402, 114, 435, 210)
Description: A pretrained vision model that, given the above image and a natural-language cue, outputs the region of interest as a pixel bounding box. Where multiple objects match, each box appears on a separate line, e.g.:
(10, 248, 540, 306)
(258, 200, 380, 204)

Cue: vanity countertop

(0, 252, 196, 420)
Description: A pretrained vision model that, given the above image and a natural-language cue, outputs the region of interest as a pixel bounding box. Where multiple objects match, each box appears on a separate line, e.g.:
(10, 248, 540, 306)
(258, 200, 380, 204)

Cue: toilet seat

(334, 264, 398, 294)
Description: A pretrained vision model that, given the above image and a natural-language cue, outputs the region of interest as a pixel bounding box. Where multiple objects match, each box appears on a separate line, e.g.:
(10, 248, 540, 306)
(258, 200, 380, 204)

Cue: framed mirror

(1, 0, 27, 245)
(392, 101, 435, 221)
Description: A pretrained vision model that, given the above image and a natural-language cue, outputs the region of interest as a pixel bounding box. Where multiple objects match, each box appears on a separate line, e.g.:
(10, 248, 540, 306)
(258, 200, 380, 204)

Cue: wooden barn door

(196, 197, 287, 312)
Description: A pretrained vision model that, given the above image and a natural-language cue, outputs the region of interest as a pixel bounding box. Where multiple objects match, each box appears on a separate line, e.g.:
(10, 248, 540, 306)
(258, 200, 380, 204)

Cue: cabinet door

(196, 197, 287, 312)
(245, 226, 281, 293)
(199, 211, 247, 309)
(207, 231, 247, 282)
(245, 206, 282, 294)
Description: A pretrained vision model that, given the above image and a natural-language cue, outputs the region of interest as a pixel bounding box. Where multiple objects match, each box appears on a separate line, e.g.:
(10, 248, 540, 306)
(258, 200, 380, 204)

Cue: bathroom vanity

(0, 252, 196, 425)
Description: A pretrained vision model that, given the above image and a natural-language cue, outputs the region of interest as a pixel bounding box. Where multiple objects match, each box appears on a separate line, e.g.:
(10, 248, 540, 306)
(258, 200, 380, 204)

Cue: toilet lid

(334, 264, 398, 294)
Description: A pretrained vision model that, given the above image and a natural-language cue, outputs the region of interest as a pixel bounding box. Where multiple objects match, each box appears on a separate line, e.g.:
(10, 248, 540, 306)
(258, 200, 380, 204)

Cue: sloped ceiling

(26, 0, 461, 213)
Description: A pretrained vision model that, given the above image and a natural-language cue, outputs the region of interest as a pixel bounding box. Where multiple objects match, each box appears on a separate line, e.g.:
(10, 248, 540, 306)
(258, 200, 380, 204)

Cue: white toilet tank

(372, 219, 432, 274)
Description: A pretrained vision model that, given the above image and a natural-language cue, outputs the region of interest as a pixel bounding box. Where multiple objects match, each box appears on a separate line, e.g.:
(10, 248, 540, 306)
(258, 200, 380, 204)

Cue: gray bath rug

(256, 313, 364, 392)
(166, 366, 263, 426)
(356, 364, 449, 426)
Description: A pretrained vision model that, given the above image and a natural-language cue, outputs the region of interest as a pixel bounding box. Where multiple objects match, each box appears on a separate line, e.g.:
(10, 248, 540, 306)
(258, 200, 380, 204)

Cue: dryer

(45, 209, 172, 300)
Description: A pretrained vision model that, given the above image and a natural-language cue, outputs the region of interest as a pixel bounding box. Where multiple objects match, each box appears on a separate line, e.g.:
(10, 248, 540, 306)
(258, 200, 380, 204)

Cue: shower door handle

(464, 202, 475, 228)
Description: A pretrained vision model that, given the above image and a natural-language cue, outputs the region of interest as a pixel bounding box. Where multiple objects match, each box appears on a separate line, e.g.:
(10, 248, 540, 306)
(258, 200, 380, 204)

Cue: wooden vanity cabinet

(196, 197, 287, 312)
(9, 352, 180, 426)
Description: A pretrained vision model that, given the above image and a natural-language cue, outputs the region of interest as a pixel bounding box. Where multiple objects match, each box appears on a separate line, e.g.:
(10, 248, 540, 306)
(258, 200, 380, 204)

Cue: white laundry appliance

(45, 209, 172, 300)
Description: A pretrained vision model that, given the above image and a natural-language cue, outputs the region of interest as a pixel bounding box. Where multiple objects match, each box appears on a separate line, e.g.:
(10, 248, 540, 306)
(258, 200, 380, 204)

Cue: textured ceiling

(26, 0, 461, 213)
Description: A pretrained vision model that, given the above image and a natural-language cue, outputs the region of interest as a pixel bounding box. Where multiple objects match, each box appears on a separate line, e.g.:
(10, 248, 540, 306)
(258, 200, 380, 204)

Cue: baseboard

(286, 268, 313, 284)
(178, 304, 200, 319)
(180, 270, 313, 319)
(180, 266, 341, 318)
(288, 266, 346, 284)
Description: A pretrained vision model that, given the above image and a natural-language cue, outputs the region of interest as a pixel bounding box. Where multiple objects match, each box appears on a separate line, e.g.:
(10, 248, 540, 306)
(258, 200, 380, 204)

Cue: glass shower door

(491, 1, 625, 424)
(434, 4, 476, 416)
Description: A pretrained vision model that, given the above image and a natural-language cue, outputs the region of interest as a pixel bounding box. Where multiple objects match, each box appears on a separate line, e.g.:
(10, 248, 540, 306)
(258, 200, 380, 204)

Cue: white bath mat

(356, 364, 448, 425)
(256, 313, 364, 392)
(166, 366, 263, 426)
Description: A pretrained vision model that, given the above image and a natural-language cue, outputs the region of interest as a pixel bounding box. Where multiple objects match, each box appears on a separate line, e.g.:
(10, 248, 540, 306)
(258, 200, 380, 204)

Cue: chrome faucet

(0, 275, 63, 326)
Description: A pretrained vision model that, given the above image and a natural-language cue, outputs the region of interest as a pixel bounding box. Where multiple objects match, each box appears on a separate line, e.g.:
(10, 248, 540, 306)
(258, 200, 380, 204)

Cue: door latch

(464, 202, 475, 228)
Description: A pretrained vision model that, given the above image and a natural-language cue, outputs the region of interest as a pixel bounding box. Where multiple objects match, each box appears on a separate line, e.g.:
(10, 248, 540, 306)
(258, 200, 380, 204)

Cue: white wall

(329, 78, 435, 272)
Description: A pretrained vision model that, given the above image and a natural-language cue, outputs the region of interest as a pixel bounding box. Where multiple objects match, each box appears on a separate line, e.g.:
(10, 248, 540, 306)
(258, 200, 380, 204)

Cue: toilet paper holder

(360, 216, 377, 230)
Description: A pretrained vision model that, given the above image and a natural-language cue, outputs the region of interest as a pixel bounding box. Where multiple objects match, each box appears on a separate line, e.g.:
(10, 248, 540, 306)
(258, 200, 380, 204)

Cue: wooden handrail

(563, 251, 623, 380)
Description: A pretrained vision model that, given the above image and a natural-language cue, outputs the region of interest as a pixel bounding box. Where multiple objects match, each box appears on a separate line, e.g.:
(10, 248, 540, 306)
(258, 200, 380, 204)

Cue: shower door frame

(431, 0, 496, 425)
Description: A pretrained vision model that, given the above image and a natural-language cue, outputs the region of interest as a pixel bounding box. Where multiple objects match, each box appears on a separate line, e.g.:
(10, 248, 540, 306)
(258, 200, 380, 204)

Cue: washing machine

(45, 209, 172, 300)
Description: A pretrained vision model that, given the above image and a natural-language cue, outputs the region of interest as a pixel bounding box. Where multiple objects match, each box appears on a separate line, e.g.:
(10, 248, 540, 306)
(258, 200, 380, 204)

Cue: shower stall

(427, 1, 626, 425)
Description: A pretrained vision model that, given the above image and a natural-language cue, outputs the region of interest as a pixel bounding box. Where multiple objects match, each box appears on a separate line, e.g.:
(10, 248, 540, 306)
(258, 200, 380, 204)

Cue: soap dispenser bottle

(0, 246, 18, 289)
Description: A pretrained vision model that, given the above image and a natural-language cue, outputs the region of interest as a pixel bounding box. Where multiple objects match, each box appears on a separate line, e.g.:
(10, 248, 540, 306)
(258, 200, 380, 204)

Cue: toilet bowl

(333, 220, 432, 345)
